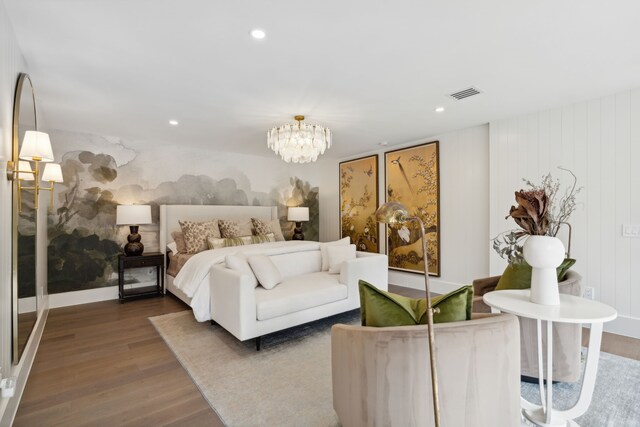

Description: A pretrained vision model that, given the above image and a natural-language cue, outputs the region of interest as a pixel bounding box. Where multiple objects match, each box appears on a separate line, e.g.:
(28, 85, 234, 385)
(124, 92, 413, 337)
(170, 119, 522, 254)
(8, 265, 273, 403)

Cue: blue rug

(521, 349, 640, 426)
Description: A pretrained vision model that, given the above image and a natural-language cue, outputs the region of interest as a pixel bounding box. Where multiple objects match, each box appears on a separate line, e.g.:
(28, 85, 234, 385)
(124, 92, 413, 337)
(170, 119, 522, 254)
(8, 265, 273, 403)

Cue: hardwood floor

(15, 287, 640, 426)
(14, 295, 221, 427)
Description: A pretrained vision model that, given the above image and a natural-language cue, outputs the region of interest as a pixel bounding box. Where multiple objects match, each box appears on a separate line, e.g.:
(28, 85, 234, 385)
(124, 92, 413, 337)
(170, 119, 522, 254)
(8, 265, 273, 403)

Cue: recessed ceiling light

(169, 120, 179, 126)
(250, 29, 266, 39)
(435, 107, 445, 113)
(378, 141, 388, 146)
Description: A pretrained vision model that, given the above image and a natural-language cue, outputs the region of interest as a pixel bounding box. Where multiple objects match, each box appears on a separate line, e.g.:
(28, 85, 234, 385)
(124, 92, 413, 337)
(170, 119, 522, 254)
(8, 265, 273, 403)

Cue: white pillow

(327, 244, 357, 274)
(225, 253, 258, 287)
(320, 237, 351, 271)
(247, 255, 282, 290)
(167, 241, 178, 254)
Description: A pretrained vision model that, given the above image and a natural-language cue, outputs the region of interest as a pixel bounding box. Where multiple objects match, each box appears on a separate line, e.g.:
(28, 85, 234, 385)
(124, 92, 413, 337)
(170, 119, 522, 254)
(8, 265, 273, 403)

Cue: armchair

(473, 270, 584, 382)
(331, 313, 521, 427)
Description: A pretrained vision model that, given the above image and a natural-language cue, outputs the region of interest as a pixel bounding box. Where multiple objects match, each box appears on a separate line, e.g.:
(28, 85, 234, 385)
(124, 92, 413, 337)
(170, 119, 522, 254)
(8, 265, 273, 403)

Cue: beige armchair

(331, 313, 521, 427)
(473, 270, 583, 382)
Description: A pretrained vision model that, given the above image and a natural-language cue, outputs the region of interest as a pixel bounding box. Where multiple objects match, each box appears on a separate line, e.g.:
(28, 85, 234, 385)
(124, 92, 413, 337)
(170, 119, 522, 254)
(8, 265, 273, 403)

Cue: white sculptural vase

(523, 235, 565, 305)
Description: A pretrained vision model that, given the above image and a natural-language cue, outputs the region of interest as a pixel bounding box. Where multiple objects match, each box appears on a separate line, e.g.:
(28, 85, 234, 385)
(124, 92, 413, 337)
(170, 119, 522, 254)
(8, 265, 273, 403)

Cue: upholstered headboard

(159, 204, 279, 256)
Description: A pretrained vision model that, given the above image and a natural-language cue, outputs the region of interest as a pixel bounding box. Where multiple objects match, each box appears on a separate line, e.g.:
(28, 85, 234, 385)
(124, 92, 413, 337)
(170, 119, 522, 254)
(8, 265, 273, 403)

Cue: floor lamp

(375, 201, 441, 427)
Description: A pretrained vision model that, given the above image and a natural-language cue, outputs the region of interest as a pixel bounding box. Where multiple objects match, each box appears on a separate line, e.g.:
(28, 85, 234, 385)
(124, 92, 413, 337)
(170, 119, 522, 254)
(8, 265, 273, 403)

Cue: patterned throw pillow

(251, 218, 272, 235)
(179, 220, 220, 254)
(218, 220, 241, 238)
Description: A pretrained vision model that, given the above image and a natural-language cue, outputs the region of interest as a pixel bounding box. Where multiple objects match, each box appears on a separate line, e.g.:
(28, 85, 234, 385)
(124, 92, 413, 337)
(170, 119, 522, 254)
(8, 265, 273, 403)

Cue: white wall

(318, 124, 490, 293)
(0, 3, 49, 423)
(490, 88, 640, 338)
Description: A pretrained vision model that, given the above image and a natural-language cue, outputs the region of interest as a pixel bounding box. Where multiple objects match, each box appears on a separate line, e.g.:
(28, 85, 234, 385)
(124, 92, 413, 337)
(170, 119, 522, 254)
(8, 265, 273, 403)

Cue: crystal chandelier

(267, 115, 332, 163)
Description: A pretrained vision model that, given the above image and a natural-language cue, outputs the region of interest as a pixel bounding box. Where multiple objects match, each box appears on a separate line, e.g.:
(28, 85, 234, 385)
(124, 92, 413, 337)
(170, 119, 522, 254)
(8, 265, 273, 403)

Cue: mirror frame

(12, 72, 38, 364)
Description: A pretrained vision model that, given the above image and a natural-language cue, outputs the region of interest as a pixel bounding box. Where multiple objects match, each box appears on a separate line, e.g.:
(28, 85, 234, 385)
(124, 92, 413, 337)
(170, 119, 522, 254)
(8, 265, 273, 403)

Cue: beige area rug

(149, 310, 360, 427)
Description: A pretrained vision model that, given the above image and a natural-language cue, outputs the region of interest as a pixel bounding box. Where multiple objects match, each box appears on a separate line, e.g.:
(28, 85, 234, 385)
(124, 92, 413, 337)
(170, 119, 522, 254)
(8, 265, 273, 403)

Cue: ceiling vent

(447, 86, 482, 101)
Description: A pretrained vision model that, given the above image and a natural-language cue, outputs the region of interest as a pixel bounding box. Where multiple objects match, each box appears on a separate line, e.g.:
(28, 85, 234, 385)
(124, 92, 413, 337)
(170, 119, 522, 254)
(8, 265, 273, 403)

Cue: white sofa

(210, 249, 388, 349)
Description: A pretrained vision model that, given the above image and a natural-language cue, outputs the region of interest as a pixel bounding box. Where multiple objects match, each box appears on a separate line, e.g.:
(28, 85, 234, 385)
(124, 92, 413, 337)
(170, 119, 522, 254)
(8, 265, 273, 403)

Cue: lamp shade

(375, 201, 410, 224)
(287, 206, 309, 222)
(42, 163, 64, 183)
(116, 205, 152, 225)
(17, 161, 35, 181)
(19, 131, 54, 162)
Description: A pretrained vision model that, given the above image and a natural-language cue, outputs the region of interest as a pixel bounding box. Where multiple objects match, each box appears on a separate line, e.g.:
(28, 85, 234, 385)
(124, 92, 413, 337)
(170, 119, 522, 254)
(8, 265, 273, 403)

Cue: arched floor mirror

(12, 73, 38, 363)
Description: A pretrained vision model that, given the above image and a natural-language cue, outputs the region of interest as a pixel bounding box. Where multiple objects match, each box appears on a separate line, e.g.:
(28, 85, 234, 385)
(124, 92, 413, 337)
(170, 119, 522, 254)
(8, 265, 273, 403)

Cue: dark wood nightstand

(118, 252, 164, 303)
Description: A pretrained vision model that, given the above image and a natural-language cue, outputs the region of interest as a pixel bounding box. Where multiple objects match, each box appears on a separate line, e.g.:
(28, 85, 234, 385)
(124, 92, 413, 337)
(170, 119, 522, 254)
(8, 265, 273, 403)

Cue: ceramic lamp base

(124, 225, 144, 256)
(292, 221, 305, 240)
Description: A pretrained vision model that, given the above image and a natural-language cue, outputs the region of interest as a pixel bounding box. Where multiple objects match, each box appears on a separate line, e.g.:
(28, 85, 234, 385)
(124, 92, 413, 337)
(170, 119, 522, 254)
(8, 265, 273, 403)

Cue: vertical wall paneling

(600, 96, 616, 307)
(630, 89, 640, 320)
(572, 102, 589, 284)
(586, 99, 602, 300)
(490, 89, 640, 338)
(614, 92, 631, 317)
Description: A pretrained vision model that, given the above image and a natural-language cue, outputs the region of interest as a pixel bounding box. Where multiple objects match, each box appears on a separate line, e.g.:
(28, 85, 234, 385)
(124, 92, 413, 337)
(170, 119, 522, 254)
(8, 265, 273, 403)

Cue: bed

(159, 204, 280, 310)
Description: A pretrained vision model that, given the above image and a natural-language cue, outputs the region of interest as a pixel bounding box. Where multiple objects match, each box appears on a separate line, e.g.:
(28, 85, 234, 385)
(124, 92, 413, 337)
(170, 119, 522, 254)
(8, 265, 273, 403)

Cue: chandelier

(267, 115, 332, 163)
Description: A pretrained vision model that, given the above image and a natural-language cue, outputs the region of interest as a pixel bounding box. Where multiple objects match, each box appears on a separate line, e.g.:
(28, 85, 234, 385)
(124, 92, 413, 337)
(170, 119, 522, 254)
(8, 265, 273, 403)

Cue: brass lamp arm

(408, 215, 441, 427)
(5, 160, 36, 181)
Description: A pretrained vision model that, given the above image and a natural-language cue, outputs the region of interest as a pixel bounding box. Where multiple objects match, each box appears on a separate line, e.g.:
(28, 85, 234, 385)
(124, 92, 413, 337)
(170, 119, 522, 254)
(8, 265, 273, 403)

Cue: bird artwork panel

(385, 141, 440, 276)
(339, 155, 379, 253)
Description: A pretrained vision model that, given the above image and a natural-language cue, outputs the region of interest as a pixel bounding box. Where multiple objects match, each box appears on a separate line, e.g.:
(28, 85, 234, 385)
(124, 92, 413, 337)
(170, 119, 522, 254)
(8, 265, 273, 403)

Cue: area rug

(521, 348, 640, 426)
(151, 310, 640, 427)
(149, 310, 359, 427)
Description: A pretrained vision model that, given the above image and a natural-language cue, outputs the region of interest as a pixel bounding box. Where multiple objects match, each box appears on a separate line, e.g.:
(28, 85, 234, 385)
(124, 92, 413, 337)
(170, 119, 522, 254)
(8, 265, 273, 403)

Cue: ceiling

(5, 0, 640, 159)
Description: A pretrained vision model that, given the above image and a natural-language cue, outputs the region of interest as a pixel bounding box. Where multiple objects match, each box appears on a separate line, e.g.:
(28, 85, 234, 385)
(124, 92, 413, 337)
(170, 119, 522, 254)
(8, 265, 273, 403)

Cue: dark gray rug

(521, 349, 640, 426)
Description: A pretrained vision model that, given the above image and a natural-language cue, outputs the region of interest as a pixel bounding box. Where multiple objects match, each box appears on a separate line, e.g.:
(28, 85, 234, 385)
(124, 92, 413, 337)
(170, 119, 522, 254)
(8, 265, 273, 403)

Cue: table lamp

(116, 205, 152, 256)
(288, 206, 309, 240)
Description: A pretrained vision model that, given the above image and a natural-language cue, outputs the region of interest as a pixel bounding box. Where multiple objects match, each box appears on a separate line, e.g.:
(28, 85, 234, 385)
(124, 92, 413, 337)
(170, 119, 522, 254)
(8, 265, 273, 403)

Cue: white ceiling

(5, 0, 640, 159)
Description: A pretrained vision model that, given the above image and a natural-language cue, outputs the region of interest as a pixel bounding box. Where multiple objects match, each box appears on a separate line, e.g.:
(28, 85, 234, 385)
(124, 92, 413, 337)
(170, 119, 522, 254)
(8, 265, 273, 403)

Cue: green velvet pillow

(358, 280, 473, 327)
(495, 258, 576, 291)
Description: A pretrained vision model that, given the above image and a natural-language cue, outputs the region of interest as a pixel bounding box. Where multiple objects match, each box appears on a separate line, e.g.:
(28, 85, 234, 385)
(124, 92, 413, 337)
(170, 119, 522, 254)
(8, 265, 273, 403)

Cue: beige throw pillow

(171, 231, 188, 254)
(327, 244, 357, 274)
(320, 237, 351, 271)
(269, 219, 285, 241)
(225, 253, 258, 287)
(247, 255, 282, 290)
(179, 220, 220, 254)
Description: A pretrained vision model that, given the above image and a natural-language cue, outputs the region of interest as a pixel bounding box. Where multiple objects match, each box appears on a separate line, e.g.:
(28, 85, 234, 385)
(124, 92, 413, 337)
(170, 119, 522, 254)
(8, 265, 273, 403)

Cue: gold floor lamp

(375, 201, 441, 427)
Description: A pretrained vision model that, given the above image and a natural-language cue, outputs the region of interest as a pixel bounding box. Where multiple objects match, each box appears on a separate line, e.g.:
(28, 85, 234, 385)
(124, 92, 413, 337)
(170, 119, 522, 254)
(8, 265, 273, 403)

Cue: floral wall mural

(47, 131, 319, 294)
(339, 155, 379, 253)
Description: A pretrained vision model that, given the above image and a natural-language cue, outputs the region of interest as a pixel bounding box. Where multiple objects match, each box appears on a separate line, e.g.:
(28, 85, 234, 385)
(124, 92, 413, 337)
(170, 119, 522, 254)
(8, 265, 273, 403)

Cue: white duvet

(173, 240, 321, 321)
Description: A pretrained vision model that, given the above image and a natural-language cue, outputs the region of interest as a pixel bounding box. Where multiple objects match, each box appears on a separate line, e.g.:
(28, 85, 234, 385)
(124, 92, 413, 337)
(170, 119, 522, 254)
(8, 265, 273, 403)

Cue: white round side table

(483, 290, 617, 427)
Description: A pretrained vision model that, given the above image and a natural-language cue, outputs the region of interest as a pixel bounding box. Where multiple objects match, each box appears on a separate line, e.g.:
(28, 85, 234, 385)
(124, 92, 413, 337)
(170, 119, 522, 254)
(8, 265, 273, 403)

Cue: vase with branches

(494, 168, 581, 305)
(493, 167, 581, 262)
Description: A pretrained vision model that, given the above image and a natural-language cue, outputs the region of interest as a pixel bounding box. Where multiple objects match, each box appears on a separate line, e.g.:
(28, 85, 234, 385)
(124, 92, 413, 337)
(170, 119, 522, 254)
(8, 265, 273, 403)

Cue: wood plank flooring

(14, 295, 221, 427)
(15, 288, 640, 426)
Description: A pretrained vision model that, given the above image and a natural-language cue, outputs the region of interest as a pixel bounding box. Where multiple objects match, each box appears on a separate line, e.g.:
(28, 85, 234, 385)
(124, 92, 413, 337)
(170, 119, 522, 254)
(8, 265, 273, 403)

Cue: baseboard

(388, 271, 460, 295)
(49, 286, 118, 308)
(603, 315, 640, 340)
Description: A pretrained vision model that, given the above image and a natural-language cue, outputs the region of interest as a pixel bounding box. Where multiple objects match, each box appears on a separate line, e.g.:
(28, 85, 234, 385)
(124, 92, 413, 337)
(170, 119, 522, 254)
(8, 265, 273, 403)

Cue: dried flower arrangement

(493, 167, 581, 263)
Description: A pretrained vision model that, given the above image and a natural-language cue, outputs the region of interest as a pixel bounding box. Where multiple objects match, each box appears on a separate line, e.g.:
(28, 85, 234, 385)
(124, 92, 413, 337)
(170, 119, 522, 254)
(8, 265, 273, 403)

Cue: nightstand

(118, 252, 164, 303)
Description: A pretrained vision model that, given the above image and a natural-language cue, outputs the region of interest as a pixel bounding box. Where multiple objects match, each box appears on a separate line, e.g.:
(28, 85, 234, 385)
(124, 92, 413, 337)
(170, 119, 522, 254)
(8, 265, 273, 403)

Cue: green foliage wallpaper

(48, 149, 319, 294)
